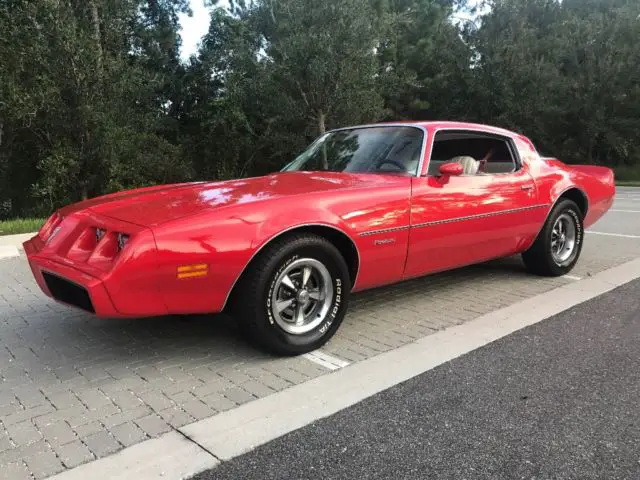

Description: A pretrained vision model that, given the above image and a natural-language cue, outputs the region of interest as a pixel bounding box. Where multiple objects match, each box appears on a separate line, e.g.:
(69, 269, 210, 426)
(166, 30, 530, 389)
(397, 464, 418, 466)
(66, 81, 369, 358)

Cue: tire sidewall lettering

(267, 255, 344, 337)
(266, 254, 299, 325)
(552, 207, 582, 267)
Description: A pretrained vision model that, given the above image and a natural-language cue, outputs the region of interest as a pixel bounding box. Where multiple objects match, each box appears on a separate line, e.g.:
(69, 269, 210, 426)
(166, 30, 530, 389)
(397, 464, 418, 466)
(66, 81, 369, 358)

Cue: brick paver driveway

(1, 188, 639, 479)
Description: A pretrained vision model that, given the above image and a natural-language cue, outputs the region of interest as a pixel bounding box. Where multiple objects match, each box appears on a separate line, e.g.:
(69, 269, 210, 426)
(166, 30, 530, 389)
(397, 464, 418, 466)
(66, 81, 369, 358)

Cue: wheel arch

(526, 186, 589, 252)
(557, 187, 589, 218)
(223, 224, 360, 311)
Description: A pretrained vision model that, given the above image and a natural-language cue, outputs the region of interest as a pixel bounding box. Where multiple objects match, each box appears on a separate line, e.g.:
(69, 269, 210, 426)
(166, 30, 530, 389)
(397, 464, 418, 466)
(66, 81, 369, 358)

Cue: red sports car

(24, 122, 615, 354)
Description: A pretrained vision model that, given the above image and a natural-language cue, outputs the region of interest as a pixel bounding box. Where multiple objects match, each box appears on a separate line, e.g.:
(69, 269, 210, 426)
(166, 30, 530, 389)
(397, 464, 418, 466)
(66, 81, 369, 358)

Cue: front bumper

(24, 235, 121, 317)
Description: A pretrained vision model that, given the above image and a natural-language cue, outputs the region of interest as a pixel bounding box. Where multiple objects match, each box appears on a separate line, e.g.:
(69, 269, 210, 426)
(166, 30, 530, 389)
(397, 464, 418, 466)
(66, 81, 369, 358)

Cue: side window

(427, 131, 519, 176)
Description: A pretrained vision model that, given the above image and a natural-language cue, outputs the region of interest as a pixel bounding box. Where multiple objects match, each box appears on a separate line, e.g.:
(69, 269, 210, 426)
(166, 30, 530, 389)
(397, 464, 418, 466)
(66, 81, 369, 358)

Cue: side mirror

(439, 162, 463, 176)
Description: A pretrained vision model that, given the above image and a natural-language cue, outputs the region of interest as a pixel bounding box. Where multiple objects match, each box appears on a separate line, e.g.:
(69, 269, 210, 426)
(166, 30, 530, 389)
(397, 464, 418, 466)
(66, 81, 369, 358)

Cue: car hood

(59, 172, 397, 227)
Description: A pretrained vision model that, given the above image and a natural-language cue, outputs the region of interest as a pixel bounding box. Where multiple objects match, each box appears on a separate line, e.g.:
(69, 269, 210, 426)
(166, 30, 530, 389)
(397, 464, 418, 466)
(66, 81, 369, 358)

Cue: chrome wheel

(551, 213, 577, 265)
(270, 258, 334, 335)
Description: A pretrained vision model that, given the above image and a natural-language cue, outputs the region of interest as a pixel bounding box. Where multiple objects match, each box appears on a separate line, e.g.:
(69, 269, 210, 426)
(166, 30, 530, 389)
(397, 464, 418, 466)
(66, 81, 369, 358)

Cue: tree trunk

(318, 111, 328, 170)
(88, 0, 103, 77)
(318, 110, 326, 134)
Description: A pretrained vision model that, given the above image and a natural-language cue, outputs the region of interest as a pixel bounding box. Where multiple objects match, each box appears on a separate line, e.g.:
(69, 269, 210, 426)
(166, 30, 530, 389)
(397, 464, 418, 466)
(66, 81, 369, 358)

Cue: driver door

(403, 130, 542, 279)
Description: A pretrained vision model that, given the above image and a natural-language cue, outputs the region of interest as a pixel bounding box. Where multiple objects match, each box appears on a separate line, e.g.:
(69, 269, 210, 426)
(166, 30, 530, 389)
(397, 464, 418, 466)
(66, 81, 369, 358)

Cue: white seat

(451, 155, 479, 175)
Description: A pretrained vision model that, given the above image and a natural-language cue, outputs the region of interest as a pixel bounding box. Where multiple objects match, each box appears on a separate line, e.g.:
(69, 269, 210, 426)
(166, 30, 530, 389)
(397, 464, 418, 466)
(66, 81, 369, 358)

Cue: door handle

(521, 185, 533, 191)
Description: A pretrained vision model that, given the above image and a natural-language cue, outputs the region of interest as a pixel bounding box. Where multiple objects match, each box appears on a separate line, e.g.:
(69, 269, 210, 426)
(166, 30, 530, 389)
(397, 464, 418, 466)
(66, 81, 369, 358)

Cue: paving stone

(158, 407, 195, 428)
(134, 413, 172, 437)
(222, 387, 256, 405)
(180, 400, 215, 420)
(0, 433, 13, 453)
(255, 373, 292, 391)
(136, 391, 174, 412)
(39, 421, 76, 446)
(46, 391, 81, 410)
(74, 388, 112, 410)
(105, 390, 144, 410)
(24, 450, 64, 479)
(54, 440, 94, 469)
(0, 461, 31, 480)
(101, 405, 151, 428)
(264, 367, 308, 385)
(201, 393, 237, 412)
(5, 420, 41, 446)
(0, 440, 51, 465)
(81, 431, 121, 458)
(240, 380, 276, 398)
(72, 420, 103, 439)
(2, 404, 54, 427)
(108, 422, 147, 447)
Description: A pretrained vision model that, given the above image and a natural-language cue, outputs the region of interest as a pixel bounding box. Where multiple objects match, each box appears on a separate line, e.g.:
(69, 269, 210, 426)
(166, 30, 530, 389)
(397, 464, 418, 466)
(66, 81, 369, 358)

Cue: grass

(0, 218, 46, 237)
(614, 165, 640, 187)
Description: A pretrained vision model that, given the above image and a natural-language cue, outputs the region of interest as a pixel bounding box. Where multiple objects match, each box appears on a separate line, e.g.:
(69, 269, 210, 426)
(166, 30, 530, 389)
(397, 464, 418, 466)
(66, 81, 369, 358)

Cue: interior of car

(427, 131, 519, 176)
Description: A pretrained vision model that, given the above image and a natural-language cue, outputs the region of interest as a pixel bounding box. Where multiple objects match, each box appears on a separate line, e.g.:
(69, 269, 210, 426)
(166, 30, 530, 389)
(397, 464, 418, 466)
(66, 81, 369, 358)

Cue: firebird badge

(374, 238, 395, 246)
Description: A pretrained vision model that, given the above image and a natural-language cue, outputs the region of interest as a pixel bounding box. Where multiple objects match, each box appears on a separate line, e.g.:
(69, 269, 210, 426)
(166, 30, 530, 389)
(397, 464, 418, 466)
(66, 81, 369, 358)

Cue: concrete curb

(0, 232, 36, 248)
(48, 256, 640, 480)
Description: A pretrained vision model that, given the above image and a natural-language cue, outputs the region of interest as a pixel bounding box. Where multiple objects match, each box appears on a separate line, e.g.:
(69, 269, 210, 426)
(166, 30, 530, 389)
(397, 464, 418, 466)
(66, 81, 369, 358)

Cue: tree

(375, 0, 474, 121)
(0, 0, 192, 218)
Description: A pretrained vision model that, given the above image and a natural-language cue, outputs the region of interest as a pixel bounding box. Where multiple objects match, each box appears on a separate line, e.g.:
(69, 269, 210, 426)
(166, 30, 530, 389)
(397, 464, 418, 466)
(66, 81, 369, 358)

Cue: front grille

(42, 272, 95, 313)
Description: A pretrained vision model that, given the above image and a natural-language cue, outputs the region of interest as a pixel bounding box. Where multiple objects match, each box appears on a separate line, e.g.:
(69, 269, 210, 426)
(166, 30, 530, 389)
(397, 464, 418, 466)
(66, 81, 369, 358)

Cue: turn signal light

(177, 264, 209, 279)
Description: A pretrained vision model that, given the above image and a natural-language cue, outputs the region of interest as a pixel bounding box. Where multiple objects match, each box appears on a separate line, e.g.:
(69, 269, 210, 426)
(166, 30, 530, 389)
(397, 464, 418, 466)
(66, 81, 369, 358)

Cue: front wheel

(522, 199, 584, 276)
(231, 234, 350, 355)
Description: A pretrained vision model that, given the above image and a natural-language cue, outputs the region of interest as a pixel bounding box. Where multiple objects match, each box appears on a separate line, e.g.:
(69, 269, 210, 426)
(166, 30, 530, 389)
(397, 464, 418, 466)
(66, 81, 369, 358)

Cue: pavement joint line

(44, 255, 640, 480)
(303, 350, 350, 370)
(609, 209, 640, 213)
(562, 274, 582, 281)
(586, 231, 640, 239)
(174, 425, 221, 462)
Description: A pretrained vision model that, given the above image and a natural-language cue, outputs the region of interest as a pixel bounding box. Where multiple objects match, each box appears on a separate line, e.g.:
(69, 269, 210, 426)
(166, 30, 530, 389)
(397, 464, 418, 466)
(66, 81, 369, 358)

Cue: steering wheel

(376, 159, 408, 173)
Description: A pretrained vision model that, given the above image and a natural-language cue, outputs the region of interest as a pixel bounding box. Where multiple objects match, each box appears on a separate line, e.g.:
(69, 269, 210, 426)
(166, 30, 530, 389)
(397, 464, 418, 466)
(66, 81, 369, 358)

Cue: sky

(178, 0, 485, 59)
(178, 0, 217, 59)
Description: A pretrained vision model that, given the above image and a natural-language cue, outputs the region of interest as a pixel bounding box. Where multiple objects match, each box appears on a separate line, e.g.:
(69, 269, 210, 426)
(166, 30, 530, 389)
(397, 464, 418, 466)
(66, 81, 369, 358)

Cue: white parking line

(0, 245, 20, 259)
(303, 350, 350, 370)
(610, 209, 640, 213)
(562, 275, 582, 281)
(587, 231, 640, 239)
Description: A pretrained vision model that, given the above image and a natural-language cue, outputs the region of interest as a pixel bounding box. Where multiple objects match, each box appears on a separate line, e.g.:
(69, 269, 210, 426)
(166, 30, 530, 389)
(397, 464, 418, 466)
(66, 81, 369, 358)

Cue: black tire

(522, 199, 584, 276)
(230, 234, 350, 355)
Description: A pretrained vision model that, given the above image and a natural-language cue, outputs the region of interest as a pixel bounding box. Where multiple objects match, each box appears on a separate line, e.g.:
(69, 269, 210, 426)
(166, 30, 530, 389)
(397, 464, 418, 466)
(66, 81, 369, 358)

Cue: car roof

(330, 121, 521, 139)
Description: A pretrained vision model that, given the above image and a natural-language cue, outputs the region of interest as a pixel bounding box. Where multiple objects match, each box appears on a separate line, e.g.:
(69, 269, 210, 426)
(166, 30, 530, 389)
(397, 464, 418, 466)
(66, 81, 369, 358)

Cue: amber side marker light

(177, 264, 209, 279)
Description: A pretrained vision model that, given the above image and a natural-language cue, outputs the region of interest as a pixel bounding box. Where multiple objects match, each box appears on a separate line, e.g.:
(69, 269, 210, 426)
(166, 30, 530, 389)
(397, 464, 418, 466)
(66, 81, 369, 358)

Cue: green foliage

(0, 0, 638, 220)
(0, 218, 46, 236)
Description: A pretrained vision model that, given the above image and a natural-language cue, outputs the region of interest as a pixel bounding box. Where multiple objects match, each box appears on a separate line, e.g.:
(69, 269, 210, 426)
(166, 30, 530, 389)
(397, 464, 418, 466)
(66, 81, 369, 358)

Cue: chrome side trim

(358, 204, 550, 236)
(411, 204, 550, 229)
(358, 225, 410, 237)
(220, 223, 362, 310)
(328, 123, 429, 178)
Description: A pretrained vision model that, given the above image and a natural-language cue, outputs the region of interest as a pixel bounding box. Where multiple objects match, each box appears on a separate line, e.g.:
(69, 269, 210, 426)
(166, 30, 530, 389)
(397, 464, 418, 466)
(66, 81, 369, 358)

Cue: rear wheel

(522, 199, 584, 276)
(231, 234, 350, 355)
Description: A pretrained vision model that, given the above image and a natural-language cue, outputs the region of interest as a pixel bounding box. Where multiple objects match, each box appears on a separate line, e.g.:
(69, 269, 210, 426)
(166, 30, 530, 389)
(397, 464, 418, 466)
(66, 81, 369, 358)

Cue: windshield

(283, 126, 424, 176)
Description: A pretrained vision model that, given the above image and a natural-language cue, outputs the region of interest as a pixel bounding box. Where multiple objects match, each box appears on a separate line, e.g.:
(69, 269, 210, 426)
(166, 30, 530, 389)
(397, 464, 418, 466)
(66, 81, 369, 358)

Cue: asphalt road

(193, 278, 640, 480)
